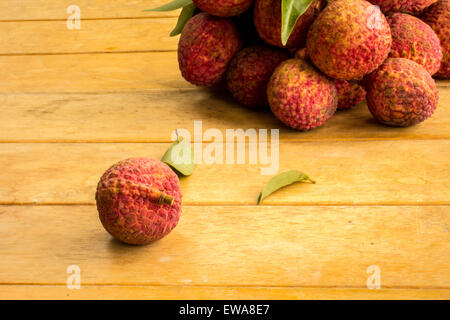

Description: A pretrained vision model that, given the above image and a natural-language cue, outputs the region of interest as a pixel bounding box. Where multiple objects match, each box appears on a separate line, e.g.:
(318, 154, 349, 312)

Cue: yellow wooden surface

(1, 286, 449, 300)
(0, 141, 449, 205)
(0, 1, 179, 20)
(1, 205, 449, 287)
(0, 1, 449, 300)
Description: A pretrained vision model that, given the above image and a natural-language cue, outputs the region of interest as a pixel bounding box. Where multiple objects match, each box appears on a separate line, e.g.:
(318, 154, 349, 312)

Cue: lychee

(178, 13, 242, 86)
(307, 0, 392, 80)
(193, 0, 254, 17)
(254, 0, 316, 48)
(226, 46, 289, 107)
(294, 47, 308, 60)
(334, 80, 367, 110)
(364, 58, 438, 127)
(96, 158, 182, 245)
(267, 59, 338, 131)
(369, 0, 437, 14)
(388, 13, 443, 75)
(293, 48, 366, 110)
(421, 0, 450, 79)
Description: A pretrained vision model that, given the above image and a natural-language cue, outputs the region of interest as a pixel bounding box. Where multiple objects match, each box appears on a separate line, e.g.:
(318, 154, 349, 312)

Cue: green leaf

(144, 0, 193, 12)
(281, 0, 315, 46)
(169, 3, 196, 37)
(257, 170, 315, 205)
(161, 137, 195, 176)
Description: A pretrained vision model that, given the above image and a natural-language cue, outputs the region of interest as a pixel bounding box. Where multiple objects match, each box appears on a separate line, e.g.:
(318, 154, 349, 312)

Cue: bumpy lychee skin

(96, 158, 182, 245)
(193, 0, 254, 17)
(294, 47, 308, 60)
(267, 59, 338, 131)
(422, 0, 450, 79)
(388, 13, 443, 75)
(335, 80, 367, 110)
(364, 58, 438, 127)
(226, 46, 289, 107)
(369, 0, 437, 14)
(178, 13, 242, 86)
(254, 0, 316, 48)
(307, 0, 392, 80)
(292, 49, 365, 110)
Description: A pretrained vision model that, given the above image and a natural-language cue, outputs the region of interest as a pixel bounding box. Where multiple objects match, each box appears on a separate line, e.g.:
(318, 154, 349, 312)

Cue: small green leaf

(281, 0, 315, 46)
(169, 3, 196, 37)
(162, 137, 195, 176)
(257, 170, 315, 205)
(144, 0, 193, 12)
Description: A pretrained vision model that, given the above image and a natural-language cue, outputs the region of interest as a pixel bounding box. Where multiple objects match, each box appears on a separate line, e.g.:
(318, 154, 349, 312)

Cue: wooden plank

(0, 52, 190, 93)
(0, 1, 178, 20)
(0, 205, 448, 287)
(0, 141, 449, 205)
(0, 89, 449, 142)
(0, 285, 448, 300)
(0, 52, 447, 93)
(438, 79, 450, 87)
(0, 18, 177, 54)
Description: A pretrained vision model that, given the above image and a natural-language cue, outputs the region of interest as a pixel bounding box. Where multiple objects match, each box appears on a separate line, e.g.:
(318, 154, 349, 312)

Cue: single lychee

(267, 59, 338, 131)
(388, 13, 443, 75)
(369, 0, 437, 14)
(96, 158, 182, 245)
(193, 0, 254, 17)
(254, 0, 317, 48)
(307, 0, 392, 80)
(334, 80, 367, 110)
(421, 0, 450, 79)
(226, 46, 289, 107)
(364, 58, 438, 127)
(178, 13, 242, 86)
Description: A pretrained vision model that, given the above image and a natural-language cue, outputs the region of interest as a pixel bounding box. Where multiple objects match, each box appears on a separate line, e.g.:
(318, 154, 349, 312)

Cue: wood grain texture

(1, 285, 448, 300)
(0, 141, 449, 205)
(0, 89, 449, 142)
(0, 205, 448, 288)
(0, 52, 190, 93)
(0, 52, 447, 93)
(0, 1, 177, 20)
(0, 18, 178, 54)
(1, 0, 449, 299)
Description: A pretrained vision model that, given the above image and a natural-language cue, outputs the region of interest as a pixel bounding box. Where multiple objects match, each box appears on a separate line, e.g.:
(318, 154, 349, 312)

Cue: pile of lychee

(178, 0, 448, 129)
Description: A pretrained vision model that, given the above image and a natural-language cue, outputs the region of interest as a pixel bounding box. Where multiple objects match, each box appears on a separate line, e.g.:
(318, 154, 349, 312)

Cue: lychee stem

(149, 189, 175, 206)
(99, 180, 175, 206)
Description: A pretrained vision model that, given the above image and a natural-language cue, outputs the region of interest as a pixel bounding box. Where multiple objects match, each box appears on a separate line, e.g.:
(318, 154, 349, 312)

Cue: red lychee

(267, 59, 338, 131)
(388, 13, 443, 75)
(226, 45, 289, 107)
(254, 0, 317, 48)
(178, 13, 242, 86)
(193, 0, 254, 17)
(369, 0, 437, 14)
(307, 0, 392, 80)
(421, 0, 450, 79)
(96, 158, 182, 245)
(334, 80, 367, 110)
(364, 58, 439, 127)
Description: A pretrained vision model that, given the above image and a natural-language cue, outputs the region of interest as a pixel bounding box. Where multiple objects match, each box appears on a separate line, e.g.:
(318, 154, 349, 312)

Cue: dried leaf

(257, 170, 315, 205)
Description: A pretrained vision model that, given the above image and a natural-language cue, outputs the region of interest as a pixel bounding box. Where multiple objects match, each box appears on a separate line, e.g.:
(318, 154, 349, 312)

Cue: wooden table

(0, 1, 449, 300)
